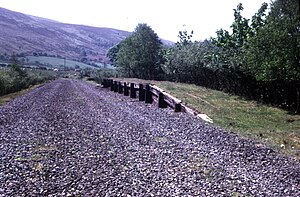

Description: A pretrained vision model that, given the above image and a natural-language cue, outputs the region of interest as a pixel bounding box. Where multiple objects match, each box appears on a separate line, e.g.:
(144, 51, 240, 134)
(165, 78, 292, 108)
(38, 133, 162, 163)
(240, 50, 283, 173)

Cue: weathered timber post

(145, 84, 152, 104)
(110, 79, 114, 91)
(101, 79, 106, 87)
(124, 82, 129, 96)
(114, 81, 118, 92)
(158, 93, 168, 108)
(130, 83, 136, 98)
(174, 103, 182, 112)
(106, 79, 108, 87)
(139, 84, 145, 101)
(106, 79, 110, 88)
(104, 79, 109, 88)
(118, 82, 123, 94)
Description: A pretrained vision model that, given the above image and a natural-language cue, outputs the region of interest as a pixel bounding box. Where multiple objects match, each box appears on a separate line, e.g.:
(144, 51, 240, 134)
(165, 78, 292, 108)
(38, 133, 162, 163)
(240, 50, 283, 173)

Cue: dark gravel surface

(0, 79, 299, 196)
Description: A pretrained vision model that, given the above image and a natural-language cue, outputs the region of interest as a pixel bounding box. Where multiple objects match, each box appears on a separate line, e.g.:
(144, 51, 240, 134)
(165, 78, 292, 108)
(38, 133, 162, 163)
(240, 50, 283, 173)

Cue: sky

(0, 0, 271, 42)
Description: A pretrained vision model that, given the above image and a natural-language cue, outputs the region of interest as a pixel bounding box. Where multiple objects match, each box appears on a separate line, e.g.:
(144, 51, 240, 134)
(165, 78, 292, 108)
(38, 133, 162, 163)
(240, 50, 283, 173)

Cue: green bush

(0, 66, 57, 96)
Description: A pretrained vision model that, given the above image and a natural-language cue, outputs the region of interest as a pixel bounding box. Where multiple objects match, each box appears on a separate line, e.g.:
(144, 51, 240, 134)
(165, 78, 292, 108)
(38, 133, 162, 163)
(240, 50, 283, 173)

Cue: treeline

(107, 0, 300, 113)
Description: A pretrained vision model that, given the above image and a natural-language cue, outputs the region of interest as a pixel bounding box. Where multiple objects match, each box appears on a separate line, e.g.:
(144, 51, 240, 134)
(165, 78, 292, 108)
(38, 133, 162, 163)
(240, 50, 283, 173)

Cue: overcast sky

(0, 0, 271, 42)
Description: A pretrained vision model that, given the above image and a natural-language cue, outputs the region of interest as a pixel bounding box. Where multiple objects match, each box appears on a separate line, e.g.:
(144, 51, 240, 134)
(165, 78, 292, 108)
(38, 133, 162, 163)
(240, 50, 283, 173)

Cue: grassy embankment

(114, 78, 300, 157)
(0, 84, 44, 106)
(0, 67, 57, 103)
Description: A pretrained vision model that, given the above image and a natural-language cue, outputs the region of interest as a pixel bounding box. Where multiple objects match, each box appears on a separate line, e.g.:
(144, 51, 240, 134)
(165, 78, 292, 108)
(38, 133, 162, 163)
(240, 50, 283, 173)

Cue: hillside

(0, 7, 131, 64)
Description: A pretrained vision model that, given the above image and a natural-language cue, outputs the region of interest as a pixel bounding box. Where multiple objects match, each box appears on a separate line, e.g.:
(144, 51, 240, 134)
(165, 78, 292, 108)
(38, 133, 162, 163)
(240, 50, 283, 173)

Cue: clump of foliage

(246, 0, 300, 81)
(108, 0, 300, 113)
(164, 0, 300, 113)
(107, 23, 164, 80)
(0, 65, 57, 96)
(78, 67, 117, 84)
(210, 0, 300, 113)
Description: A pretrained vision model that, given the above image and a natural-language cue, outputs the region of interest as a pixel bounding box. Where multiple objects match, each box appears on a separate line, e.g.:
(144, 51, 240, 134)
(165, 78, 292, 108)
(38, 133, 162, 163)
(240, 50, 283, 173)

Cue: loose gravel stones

(0, 79, 299, 196)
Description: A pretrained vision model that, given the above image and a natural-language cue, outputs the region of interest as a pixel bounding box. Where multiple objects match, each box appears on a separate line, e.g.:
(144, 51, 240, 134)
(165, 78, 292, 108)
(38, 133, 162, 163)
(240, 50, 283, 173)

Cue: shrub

(0, 67, 57, 96)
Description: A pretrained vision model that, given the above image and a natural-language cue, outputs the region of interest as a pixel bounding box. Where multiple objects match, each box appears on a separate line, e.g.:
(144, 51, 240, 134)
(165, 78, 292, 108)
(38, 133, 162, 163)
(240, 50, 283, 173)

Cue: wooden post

(101, 79, 105, 87)
(124, 82, 129, 96)
(158, 93, 168, 108)
(104, 79, 108, 88)
(118, 82, 123, 94)
(130, 83, 136, 98)
(110, 79, 114, 91)
(139, 84, 145, 101)
(114, 81, 118, 92)
(145, 84, 152, 104)
(107, 79, 109, 88)
(175, 103, 182, 112)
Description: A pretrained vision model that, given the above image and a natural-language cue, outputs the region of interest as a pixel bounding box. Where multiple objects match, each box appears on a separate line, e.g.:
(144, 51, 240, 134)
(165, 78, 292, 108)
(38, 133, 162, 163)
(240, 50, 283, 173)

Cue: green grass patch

(0, 83, 44, 106)
(114, 78, 300, 157)
(24, 56, 98, 69)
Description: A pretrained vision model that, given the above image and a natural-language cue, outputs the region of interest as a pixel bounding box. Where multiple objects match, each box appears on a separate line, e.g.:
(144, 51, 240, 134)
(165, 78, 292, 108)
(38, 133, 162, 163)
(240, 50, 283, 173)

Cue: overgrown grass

(0, 67, 57, 96)
(0, 83, 44, 106)
(114, 78, 300, 157)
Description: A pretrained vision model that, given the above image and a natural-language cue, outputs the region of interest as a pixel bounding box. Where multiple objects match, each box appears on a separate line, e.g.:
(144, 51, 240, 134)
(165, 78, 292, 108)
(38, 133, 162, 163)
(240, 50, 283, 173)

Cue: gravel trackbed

(0, 79, 299, 196)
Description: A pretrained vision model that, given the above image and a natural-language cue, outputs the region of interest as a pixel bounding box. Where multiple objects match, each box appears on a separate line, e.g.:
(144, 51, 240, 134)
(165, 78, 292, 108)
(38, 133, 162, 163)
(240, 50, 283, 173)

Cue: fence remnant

(124, 82, 129, 96)
(118, 82, 123, 94)
(145, 84, 152, 104)
(110, 80, 114, 91)
(101, 78, 213, 123)
(139, 84, 145, 101)
(130, 83, 136, 98)
(114, 81, 118, 93)
(158, 93, 168, 108)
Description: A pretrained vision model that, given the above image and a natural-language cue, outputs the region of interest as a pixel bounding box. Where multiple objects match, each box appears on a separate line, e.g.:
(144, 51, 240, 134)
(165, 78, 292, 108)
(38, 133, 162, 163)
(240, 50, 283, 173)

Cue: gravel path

(0, 79, 299, 196)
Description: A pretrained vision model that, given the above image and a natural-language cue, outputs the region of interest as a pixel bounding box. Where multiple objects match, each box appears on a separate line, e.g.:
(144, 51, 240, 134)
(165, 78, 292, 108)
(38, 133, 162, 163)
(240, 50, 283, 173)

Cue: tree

(115, 23, 163, 79)
(107, 44, 120, 65)
(163, 34, 216, 83)
(246, 0, 300, 81)
(250, 3, 268, 36)
(115, 37, 135, 77)
(212, 3, 252, 70)
(176, 27, 194, 48)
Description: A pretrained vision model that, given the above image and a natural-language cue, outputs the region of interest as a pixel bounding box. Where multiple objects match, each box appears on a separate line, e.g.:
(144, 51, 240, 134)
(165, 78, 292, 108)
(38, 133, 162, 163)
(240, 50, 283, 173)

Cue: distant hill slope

(0, 7, 174, 64)
(0, 7, 132, 63)
(0, 7, 172, 64)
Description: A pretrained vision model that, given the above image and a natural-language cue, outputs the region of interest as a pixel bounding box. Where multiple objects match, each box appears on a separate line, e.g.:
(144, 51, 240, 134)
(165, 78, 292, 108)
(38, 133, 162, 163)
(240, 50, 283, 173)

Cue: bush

(0, 67, 57, 96)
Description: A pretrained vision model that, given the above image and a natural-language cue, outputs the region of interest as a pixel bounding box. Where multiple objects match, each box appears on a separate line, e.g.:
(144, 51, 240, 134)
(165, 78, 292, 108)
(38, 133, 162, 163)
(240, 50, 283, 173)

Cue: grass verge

(0, 84, 44, 106)
(113, 78, 300, 158)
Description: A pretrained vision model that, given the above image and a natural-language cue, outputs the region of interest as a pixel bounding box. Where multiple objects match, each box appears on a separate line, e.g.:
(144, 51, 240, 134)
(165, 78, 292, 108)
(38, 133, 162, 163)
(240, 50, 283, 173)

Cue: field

(113, 78, 300, 157)
(21, 56, 100, 69)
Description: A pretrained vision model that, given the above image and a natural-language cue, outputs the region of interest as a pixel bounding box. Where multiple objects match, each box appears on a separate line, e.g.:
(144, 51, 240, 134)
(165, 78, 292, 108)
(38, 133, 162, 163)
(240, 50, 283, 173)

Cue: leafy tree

(162, 28, 195, 81)
(115, 37, 135, 77)
(162, 1, 299, 113)
(163, 36, 216, 82)
(250, 3, 268, 36)
(176, 28, 194, 48)
(115, 23, 163, 79)
(107, 44, 120, 65)
(212, 3, 252, 70)
(246, 0, 300, 81)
